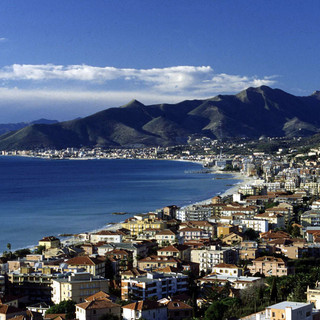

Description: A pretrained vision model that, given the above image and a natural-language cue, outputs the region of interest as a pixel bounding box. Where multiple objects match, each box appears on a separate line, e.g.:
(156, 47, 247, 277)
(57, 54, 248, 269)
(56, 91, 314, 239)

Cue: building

(90, 230, 123, 244)
(66, 256, 106, 277)
(76, 298, 121, 320)
(155, 230, 177, 246)
(179, 228, 210, 242)
(137, 256, 180, 272)
(122, 300, 168, 320)
(198, 273, 261, 290)
(248, 256, 290, 277)
(38, 236, 60, 250)
(307, 282, 320, 309)
(51, 272, 108, 304)
(262, 301, 314, 320)
(212, 263, 242, 277)
(240, 218, 268, 233)
(301, 211, 320, 227)
(190, 245, 235, 274)
(159, 299, 193, 320)
(157, 245, 191, 261)
(121, 271, 188, 301)
(239, 241, 259, 260)
(122, 215, 167, 237)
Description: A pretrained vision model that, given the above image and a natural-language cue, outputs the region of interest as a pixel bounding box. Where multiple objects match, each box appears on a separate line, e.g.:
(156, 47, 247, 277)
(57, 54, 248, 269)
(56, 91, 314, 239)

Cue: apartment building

(121, 271, 188, 301)
(190, 245, 235, 274)
(248, 256, 290, 277)
(51, 272, 108, 304)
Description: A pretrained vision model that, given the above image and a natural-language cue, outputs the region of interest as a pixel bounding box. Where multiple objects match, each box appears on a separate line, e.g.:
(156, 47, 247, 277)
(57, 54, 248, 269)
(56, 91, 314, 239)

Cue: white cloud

(0, 64, 276, 95)
(0, 37, 7, 42)
(0, 64, 277, 121)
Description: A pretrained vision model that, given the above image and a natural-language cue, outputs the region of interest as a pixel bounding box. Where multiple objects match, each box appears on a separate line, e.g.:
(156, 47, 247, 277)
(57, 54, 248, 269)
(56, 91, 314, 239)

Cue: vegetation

(46, 300, 76, 320)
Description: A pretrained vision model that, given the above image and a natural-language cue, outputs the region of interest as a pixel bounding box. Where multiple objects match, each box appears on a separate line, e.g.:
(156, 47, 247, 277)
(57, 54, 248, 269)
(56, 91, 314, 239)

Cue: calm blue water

(0, 157, 240, 252)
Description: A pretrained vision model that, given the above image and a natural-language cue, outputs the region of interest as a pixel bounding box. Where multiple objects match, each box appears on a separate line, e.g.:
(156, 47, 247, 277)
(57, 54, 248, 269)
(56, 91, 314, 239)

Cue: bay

(0, 157, 240, 252)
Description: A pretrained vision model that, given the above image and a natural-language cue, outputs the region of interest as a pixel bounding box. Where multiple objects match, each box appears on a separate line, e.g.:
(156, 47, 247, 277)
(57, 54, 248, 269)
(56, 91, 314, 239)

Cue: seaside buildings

(4, 143, 320, 319)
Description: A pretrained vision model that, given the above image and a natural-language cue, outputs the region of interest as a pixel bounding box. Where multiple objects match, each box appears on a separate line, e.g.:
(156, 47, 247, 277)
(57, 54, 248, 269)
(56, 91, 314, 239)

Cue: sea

(0, 156, 241, 253)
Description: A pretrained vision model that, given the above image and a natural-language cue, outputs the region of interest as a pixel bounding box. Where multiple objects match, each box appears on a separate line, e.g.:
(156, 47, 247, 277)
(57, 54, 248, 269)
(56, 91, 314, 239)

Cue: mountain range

(0, 85, 320, 150)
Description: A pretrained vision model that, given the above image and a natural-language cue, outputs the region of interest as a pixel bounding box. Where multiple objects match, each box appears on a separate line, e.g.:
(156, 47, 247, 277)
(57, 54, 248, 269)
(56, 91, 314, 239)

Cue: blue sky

(0, 0, 319, 122)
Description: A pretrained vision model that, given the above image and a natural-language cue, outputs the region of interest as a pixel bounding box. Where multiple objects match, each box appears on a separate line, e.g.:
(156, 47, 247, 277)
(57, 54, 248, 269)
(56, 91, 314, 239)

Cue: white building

(241, 218, 268, 233)
(51, 272, 108, 304)
(121, 272, 188, 301)
(90, 230, 123, 244)
(261, 301, 314, 320)
(191, 245, 235, 274)
(122, 300, 167, 320)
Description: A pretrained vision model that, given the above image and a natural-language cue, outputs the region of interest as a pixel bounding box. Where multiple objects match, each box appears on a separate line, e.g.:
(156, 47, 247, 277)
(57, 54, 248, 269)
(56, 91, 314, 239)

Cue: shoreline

(1, 159, 255, 254)
(59, 170, 255, 247)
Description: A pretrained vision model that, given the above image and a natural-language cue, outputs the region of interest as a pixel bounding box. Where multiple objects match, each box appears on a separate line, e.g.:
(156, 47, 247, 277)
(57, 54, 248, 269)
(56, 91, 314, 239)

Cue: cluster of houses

(3, 147, 320, 319)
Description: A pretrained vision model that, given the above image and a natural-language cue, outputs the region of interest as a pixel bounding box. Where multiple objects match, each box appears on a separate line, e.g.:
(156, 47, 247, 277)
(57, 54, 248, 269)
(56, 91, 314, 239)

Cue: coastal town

(2, 140, 320, 320)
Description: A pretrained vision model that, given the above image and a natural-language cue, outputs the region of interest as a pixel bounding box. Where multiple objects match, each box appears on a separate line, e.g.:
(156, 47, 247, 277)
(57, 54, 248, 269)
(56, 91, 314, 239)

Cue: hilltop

(0, 86, 320, 149)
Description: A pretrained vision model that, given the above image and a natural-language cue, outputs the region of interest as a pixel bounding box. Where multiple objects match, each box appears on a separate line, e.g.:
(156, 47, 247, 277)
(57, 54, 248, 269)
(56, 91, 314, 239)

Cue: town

(2, 138, 320, 320)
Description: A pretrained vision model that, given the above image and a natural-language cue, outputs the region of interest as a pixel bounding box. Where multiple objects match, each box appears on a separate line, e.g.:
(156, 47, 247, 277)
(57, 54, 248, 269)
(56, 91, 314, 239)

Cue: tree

(46, 300, 76, 320)
(204, 301, 227, 320)
(14, 248, 31, 258)
(34, 245, 45, 254)
(270, 277, 278, 303)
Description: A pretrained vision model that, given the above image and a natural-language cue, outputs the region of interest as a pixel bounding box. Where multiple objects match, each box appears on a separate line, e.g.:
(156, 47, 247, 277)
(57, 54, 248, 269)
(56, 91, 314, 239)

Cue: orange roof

(166, 300, 193, 310)
(77, 298, 120, 310)
(122, 300, 165, 311)
(213, 263, 238, 269)
(85, 291, 110, 302)
(67, 256, 104, 266)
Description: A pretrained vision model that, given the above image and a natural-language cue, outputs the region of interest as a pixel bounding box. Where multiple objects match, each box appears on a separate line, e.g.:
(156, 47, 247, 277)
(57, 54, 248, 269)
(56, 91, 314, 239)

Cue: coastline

(60, 169, 255, 247)
(1, 159, 256, 253)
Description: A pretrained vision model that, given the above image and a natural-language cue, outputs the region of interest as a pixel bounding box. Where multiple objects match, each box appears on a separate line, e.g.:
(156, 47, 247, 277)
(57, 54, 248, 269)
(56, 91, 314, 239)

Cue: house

(105, 249, 133, 273)
(255, 212, 285, 229)
(261, 301, 315, 320)
(0, 304, 25, 320)
(38, 236, 60, 250)
(76, 298, 121, 320)
(217, 225, 239, 238)
(51, 272, 108, 304)
(90, 230, 123, 244)
(240, 218, 268, 233)
(155, 230, 177, 246)
(121, 215, 167, 237)
(157, 245, 191, 261)
(198, 273, 261, 290)
(179, 228, 210, 242)
(121, 268, 147, 280)
(212, 263, 242, 277)
(190, 245, 236, 274)
(159, 299, 193, 320)
(66, 256, 106, 277)
(239, 241, 259, 260)
(137, 256, 180, 272)
(248, 256, 290, 277)
(122, 300, 167, 320)
(121, 271, 188, 301)
(222, 232, 243, 245)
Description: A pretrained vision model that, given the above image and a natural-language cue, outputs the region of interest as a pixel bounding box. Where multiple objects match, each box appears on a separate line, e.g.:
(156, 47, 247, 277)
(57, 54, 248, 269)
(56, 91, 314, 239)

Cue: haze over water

(0, 157, 240, 252)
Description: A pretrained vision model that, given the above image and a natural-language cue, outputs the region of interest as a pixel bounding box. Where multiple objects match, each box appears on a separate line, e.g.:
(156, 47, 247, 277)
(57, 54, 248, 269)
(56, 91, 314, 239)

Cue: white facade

(51, 272, 108, 304)
(241, 218, 268, 233)
(122, 305, 167, 320)
(90, 232, 122, 244)
(191, 246, 234, 273)
(122, 272, 188, 301)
